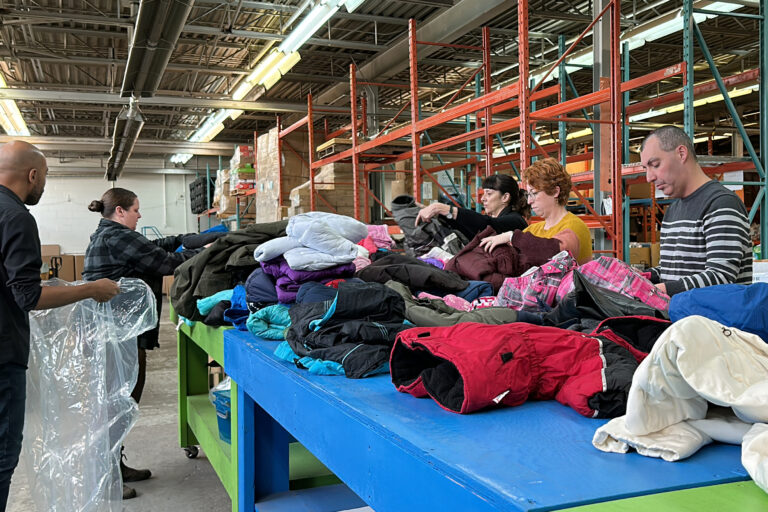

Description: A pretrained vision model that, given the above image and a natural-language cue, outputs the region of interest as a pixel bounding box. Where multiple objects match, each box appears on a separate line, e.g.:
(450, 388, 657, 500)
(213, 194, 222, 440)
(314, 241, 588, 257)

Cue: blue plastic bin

(211, 388, 231, 444)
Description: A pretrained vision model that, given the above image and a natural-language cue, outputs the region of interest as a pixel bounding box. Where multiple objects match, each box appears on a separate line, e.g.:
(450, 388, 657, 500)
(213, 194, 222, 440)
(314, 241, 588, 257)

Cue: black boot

(123, 484, 137, 500)
(120, 446, 152, 482)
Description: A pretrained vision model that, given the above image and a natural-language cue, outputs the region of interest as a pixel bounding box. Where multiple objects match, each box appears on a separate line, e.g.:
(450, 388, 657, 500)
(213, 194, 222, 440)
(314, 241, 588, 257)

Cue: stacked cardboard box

(229, 144, 254, 170)
(230, 165, 256, 191)
(629, 242, 660, 268)
(288, 163, 358, 218)
(40, 245, 84, 281)
(255, 127, 309, 222)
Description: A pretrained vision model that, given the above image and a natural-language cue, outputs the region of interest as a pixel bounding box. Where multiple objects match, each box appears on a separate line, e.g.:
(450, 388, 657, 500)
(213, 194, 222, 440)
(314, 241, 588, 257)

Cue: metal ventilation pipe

(106, 98, 145, 180)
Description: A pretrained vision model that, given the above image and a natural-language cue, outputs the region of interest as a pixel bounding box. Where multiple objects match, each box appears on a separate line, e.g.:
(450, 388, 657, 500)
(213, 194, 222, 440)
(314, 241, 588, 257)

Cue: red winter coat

(390, 316, 669, 417)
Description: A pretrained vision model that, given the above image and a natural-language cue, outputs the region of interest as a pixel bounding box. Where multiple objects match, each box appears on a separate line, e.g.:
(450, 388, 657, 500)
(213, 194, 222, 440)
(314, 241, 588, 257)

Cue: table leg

(177, 328, 207, 447)
(237, 384, 292, 511)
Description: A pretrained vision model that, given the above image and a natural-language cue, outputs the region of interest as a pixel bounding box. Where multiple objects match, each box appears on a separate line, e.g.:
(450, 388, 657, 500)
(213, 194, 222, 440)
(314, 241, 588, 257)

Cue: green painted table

(562, 481, 768, 511)
(172, 307, 337, 512)
(173, 308, 240, 511)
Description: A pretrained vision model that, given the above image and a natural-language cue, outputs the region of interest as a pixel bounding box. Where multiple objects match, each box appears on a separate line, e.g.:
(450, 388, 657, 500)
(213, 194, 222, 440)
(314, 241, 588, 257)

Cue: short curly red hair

(521, 158, 573, 206)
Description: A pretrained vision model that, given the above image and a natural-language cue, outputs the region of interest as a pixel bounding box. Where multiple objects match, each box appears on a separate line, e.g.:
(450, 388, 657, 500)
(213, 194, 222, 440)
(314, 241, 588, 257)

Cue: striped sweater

(649, 180, 751, 296)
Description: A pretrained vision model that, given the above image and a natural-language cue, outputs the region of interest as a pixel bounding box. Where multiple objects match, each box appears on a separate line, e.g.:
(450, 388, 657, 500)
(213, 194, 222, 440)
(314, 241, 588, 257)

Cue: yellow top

(524, 212, 593, 264)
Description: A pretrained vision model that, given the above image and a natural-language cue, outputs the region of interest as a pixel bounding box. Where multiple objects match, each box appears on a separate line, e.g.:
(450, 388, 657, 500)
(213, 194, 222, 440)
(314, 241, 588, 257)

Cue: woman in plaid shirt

(83, 187, 202, 499)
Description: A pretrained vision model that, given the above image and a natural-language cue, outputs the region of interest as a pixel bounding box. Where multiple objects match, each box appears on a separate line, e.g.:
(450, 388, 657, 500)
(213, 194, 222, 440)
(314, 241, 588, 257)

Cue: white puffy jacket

(593, 315, 768, 493)
(253, 213, 369, 271)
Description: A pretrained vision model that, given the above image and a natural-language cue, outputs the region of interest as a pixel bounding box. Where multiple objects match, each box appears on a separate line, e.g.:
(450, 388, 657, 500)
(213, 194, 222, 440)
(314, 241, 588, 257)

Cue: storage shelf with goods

(251, 7, 768, 265)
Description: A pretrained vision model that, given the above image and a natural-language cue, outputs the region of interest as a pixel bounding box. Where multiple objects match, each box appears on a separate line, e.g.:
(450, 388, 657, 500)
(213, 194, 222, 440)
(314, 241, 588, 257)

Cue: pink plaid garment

(366, 224, 395, 249)
(495, 251, 578, 311)
(470, 296, 498, 309)
(556, 256, 670, 311)
(417, 292, 473, 312)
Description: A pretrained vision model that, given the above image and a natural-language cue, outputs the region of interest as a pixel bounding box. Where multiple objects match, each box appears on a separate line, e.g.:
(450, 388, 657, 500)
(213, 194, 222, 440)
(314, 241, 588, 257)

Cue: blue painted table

(223, 329, 749, 512)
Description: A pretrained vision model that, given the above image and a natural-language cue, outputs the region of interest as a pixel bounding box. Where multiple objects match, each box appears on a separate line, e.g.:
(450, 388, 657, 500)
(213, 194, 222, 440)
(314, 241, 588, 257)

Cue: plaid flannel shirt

(83, 218, 194, 281)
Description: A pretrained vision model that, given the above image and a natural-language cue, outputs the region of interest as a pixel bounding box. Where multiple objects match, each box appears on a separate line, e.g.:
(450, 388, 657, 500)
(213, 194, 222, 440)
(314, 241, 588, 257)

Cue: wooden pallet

(316, 137, 411, 159)
(229, 188, 255, 196)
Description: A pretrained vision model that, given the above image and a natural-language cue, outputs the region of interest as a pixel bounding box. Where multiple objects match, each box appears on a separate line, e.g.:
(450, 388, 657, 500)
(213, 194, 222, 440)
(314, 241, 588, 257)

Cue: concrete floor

(8, 298, 231, 511)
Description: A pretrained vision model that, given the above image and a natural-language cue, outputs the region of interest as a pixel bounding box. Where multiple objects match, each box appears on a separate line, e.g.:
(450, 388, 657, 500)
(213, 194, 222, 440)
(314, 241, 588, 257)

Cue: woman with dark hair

(480, 158, 593, 264)
(414, 173, 528, 240)
(83, 187, 204, 499)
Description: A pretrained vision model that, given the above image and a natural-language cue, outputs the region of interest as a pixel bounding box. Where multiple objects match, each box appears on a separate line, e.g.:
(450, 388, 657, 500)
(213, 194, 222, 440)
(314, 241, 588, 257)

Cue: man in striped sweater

(640, 125, 752, 296)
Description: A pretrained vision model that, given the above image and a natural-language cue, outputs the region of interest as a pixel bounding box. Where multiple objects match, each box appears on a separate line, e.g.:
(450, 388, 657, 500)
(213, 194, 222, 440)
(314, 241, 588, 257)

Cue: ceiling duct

(121, 0, 195, 98)
(106, 99, 145, 180)
(107, 0, 194, 180)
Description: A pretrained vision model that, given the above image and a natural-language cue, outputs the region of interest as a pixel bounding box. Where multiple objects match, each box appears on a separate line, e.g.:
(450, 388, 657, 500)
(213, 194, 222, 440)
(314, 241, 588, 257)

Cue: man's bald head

(0, 140, 48, 205)
(0, 141, 45, 174)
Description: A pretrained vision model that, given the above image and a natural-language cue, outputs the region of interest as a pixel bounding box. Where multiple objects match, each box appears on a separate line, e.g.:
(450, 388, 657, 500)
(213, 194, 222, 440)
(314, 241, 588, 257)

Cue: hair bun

(88, 200, 104, 213)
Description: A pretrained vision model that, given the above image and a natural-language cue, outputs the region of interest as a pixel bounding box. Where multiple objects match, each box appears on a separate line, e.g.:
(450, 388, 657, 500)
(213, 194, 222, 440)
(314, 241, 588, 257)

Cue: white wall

(30, 174, 198, 254)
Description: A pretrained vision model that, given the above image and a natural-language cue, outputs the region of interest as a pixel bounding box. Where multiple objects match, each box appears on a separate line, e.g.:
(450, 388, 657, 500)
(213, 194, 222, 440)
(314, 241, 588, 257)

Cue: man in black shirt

(0, 141, 120, 511)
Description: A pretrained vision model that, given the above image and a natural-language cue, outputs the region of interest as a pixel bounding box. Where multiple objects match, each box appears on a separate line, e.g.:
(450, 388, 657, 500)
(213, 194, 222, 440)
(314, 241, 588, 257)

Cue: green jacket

(385, 280, 518, 327)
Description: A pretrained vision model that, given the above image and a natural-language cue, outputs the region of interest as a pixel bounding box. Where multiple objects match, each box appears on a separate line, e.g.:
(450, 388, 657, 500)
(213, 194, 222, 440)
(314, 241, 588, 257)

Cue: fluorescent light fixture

(190, 109, 232, 142)
(0, 73, 30, 136)
(257, 51, 302, 90)
(170, 109, 232, 164)
(232, 82, 253, 101)
(693, 133, 730, 144)
(499, 128, 594, 154)
(172, 0, 345, 164)
(171, 153, 193, 164)
(245, 49, 284, 85)
(277, 52, 301, 75)
(232, 49, 300, 99)
(628, 84, 758, 122)
(280, 1, 343, 54)
(528, 1, 746, 85)
(261, 69, 282, 90)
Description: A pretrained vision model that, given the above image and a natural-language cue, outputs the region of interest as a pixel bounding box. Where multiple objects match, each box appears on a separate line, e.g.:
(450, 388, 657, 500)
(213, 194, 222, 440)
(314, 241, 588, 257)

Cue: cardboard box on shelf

(58, 255, 76, 281)
(390, 179, 410, 199)
(230, 144, 255, 169)
(629, 246, 652, 267)
(650, 242, 660, 268)
(42, 254, 75, 281)
(629, 182, 652, 199)
(41, 244, 61, 258)
(256, 127, 309, 223)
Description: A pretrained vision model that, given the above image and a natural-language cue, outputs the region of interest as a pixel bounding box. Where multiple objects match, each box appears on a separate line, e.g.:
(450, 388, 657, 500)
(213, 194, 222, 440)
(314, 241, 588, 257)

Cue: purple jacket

(262, 257, 356, 302)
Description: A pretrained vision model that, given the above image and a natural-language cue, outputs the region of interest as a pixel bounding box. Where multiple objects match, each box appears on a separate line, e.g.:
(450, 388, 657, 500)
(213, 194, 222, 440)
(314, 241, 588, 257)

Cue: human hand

(654, 283, 667, 294)
(87, 278, 121, 302)
(479, 233, 511, 252)
(414, 203, 446, 226)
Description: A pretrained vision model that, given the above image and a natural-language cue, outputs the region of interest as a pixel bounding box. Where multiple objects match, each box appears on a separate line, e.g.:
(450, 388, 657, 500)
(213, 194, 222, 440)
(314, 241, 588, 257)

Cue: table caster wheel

(184, 445, 199, 459)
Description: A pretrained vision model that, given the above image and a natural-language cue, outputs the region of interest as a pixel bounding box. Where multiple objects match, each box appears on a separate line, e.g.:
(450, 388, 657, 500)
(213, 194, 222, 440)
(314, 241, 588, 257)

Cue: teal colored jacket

(247, 304, 291, 340)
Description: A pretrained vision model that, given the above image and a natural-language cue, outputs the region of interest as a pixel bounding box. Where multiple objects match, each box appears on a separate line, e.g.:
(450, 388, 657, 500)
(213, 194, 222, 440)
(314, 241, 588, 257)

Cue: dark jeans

(0, 363, 26, 512)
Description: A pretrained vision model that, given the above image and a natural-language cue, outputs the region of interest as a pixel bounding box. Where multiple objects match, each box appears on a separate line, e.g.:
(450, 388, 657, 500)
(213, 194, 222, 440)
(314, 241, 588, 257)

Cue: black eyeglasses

(524, 190, 541, 200)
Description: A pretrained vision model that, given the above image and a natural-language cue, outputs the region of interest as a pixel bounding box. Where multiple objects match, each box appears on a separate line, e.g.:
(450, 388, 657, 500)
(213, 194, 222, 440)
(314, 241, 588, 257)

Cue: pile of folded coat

(445, 227, 562, 293)
(253, 212, 369, 303)
(285, 281, 408, 378)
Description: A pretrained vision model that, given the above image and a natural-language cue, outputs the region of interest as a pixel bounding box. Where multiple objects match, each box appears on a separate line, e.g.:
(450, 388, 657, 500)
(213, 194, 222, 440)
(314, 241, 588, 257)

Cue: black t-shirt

(446, 204, 527, 240)
(0, 185, 42, 367)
